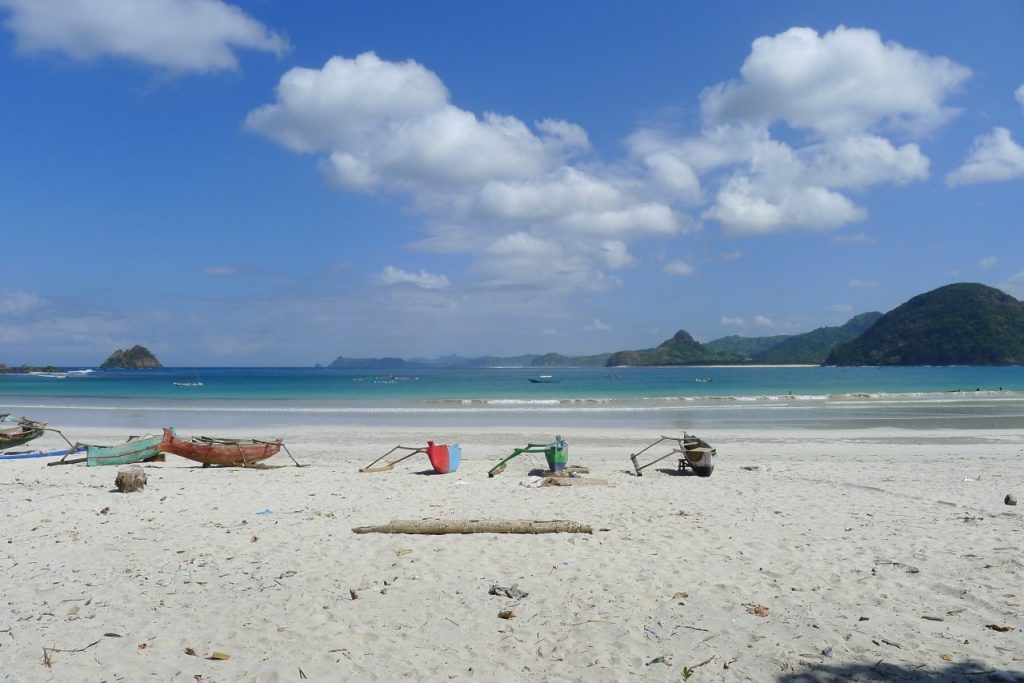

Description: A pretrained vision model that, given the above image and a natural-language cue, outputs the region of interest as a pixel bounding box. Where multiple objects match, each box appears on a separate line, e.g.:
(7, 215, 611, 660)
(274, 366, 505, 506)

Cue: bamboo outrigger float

(488, 436, 568, 477)
(359, 440, 461, 474)
(629, 434, 716, 477)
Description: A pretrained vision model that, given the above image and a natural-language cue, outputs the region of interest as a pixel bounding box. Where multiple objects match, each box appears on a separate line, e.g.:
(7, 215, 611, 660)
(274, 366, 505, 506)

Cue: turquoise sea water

(2, 365, 1023, 432)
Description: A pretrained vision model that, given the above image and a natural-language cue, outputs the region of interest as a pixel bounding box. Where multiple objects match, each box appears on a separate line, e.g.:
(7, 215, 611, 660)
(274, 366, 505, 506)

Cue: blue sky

(1, 1, 1022, 366)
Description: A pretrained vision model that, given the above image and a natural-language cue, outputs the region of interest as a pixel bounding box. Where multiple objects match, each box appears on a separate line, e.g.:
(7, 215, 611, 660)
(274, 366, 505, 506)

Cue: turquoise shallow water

(2, 365, 1023, 432)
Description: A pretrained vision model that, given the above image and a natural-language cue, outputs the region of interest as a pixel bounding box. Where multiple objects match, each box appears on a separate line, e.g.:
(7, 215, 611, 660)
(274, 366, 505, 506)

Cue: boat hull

(0, 414, 46, 451)
(86, 434, 163, 467)
(161, 428, 282, 466)
(426, 441, 461, 474)
(545, 439, 568, 472)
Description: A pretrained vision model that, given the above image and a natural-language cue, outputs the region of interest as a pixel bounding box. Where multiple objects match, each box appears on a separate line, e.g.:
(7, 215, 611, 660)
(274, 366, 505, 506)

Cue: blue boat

(0, 445, 85, 461)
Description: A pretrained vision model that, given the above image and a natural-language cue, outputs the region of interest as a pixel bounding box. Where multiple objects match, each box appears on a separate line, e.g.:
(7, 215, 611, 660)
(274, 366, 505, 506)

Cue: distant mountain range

(327, 283, 1024, 368)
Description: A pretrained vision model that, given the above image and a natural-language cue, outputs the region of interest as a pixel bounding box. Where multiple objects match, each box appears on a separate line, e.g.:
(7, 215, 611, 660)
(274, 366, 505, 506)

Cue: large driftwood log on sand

(352, 519, 592, 535)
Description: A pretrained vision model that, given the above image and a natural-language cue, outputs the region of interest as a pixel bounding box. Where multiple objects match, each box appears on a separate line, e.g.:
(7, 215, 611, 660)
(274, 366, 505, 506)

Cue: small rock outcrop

(100, 345, 162, 369)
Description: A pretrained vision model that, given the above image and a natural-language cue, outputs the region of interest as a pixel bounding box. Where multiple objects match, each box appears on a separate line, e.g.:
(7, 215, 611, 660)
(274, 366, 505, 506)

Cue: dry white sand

(1, 425, 1022, 682)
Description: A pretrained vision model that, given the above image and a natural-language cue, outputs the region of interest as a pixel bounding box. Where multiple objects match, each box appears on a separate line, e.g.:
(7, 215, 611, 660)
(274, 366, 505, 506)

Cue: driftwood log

(541, 476, 610, 487)
(352, 519, 592, 535)
(114, 467, 147, 493)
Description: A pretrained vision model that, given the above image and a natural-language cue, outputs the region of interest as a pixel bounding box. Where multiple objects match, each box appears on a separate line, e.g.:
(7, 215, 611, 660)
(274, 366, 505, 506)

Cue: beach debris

(349, 589, 358, 600)
(520, 476, 544, 488)
(185, 647, 198, 656)
(744, 603, 769, 617)
(541, 476, 610, 487)
(98, 507, 110, 515)
(352, 519, 592, 535)
(114, 466, 147, 493)
(985, 624, 1015, 632)
(256, 509, 273, 516)
(922, 615, 945, 622)
(497, 609, 515, 620)
(209, 651, 231, 660)
(1006, 494, 1018, 506)
(489, 584, 529, 599)
(940, 653, 954, 662)
(822, 646, 833, 658)
(646, 655, 670, 666)
(740, 466, 760, 471)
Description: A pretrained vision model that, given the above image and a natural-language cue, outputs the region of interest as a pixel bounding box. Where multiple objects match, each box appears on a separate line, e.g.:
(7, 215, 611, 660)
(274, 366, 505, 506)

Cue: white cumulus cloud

(0, 0, 287, 72)
(946, 127, 1024, 186)
(978, 256, 997, 270)
(376, 266, 450, 289)
(1017, 84, 1024, 109)
(700, 25, 970, 136)
(247, 52, 686, 298)
(630, 26, 966, 236)
(720, 316, 745, 327)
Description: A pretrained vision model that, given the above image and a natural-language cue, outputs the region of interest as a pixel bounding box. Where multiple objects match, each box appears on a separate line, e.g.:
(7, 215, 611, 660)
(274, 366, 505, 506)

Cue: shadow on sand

(778, 660, 1023, 682)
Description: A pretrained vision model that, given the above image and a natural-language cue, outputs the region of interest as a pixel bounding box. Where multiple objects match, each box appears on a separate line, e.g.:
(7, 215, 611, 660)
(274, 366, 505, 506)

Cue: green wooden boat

(86, 433, 164, 467)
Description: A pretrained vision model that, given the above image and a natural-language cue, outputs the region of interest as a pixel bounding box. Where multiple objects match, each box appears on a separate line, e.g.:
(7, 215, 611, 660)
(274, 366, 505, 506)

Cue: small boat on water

(161, 428, 285, 467)
(0, 414, 47, 451)
(695, 376, 713, 383)
(172, 381, 203, 387)
(528, 375, 558, 384)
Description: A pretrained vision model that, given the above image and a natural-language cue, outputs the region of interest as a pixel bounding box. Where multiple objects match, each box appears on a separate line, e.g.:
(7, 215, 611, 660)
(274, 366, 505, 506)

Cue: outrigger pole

(359, 445, 427, 473)
(488, 436, 567, 477)
(629, 434, 715, 477)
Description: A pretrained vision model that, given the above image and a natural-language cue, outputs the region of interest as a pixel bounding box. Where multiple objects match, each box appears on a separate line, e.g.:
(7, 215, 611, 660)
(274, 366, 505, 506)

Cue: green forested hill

(705, 334, 791, 358)
(605, 330, 742, 366)
(826, 283, 1024, 366)
(755, 312, 883, 364)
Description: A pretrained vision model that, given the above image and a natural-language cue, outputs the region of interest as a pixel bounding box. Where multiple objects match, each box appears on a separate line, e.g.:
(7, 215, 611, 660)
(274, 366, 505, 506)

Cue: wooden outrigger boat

(0, 414, 47, 451)
(86, 433, 164, 467)
(359, 440, 461, 474)
(629, 434, 715, 477)
(488, 436, 568, 477)
(160, 428, 299, 467)
(48, 433, 165, 467)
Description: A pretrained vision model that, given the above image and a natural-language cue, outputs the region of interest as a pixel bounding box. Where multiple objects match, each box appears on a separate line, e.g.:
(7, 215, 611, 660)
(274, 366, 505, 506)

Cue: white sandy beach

(2, 425, 1022, 682)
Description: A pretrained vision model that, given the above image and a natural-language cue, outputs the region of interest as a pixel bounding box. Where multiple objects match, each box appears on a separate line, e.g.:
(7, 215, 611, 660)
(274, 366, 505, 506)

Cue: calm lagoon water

(2, 365, 1023, 432)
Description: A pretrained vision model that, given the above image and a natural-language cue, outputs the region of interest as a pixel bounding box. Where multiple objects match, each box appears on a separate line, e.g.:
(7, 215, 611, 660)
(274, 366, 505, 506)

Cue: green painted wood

(86, 433, 163, 467)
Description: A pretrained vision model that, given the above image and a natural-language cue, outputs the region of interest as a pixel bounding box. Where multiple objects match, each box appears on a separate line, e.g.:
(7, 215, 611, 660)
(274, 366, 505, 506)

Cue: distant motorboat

(528, 375, 558, 384)
(695, 376, 713, 383)
(173, 381, 204, 387)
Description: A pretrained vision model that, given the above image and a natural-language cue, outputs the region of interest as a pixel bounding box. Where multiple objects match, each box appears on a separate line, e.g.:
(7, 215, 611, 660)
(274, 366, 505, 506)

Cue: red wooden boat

(160, 428, 283, 467)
